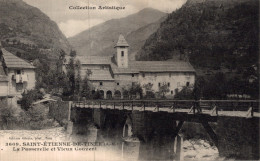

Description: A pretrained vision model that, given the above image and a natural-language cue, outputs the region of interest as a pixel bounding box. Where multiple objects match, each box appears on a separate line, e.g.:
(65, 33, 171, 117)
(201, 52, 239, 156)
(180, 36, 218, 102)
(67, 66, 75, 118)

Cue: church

(65, 35, 196, 99)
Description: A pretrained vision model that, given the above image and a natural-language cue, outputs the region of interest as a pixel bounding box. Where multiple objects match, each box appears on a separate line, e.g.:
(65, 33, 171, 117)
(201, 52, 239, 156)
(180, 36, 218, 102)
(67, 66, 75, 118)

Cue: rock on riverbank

(183, 139, 225, 161)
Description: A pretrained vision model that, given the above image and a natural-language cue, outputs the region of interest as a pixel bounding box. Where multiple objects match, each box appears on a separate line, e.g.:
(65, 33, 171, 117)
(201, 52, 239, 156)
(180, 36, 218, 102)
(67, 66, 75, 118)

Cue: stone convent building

(65, 35, 196, 99)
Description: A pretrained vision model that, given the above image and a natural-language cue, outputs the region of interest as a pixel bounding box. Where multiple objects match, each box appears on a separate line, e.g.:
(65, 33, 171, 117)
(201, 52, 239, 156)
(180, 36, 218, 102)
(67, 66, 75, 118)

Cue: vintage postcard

(0, 0, 259, 160)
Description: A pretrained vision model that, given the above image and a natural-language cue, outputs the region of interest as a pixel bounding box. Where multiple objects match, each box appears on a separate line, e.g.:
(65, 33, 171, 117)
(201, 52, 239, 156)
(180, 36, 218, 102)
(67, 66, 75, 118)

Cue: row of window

(99, 81, 190, 87)
(132, 73, 191, 78)
(158, 82, 171, 87)
(157, 82, 190, 87)
(99, 82, 120, 86)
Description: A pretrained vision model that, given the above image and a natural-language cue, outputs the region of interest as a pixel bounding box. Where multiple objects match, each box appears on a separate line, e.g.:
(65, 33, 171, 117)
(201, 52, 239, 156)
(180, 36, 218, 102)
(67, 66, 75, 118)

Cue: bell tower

(114, 34, 129, 68)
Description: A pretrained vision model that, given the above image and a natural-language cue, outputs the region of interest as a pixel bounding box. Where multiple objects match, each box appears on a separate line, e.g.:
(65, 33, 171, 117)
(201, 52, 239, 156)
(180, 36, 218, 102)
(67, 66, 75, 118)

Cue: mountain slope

(136, 0, 259, 99)
(0, 0, 71, 54)
(99, 16, 167, 60)
(136, 0, 258, 71)
(68, 8, 166, 57)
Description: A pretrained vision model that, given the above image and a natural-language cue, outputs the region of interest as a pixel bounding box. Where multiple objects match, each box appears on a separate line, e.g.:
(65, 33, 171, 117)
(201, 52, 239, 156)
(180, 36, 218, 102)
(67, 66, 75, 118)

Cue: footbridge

(63, 100, 259, 160)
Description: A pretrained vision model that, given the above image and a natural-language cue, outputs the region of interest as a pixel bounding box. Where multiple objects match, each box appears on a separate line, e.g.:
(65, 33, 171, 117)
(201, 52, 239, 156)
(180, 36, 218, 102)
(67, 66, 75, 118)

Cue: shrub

(27, 104, 53, 130)
(144, 91, 156, 99)
(0, 102, 23, 129)
(21, 89, 43, 110)
(174, 86, 194, 100)
(129, 84, 143, 99)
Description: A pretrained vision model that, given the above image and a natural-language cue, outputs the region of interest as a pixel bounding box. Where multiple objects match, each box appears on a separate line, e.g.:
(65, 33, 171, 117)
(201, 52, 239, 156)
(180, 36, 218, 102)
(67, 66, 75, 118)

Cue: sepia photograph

(0, 0, 259, 160)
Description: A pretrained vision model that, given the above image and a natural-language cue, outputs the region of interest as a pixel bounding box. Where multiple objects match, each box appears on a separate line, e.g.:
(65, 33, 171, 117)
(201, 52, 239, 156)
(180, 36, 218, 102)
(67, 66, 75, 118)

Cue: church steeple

(114, 34, 129, 68)
(115, 34, 129, 48)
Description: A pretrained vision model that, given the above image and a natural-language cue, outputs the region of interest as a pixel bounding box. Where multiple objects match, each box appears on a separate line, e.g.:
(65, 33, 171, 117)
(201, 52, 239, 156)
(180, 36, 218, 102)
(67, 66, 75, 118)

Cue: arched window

(114, 90, 121, 99)
(100, 90, 104, 99)
(106, 91, 112, 99)
(123, 90, 129, 99)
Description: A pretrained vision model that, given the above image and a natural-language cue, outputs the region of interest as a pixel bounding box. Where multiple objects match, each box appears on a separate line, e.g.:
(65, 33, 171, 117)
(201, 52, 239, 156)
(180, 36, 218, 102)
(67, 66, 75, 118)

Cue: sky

(23, 0, 186, 38)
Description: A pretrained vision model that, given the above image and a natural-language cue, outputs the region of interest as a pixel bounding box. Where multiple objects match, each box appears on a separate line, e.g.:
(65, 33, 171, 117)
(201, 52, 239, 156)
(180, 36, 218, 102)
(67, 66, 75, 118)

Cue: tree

(143, 83, 153, 91)
(143, 83, 155, 99)
(81, 73, 92, 99)
(74, 60, 82, 97)
(21, 90, 44, 111)
(158, 84, 170, 99)
(65, 50, 77, 97)
(174, 86, 194, 100)
(93, 90, 102, 100)
(129, 84, 143, 99)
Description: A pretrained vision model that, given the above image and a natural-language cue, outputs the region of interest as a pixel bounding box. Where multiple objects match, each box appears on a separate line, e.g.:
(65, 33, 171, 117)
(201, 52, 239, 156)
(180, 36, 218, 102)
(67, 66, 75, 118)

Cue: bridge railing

(72, 100, 259, 116)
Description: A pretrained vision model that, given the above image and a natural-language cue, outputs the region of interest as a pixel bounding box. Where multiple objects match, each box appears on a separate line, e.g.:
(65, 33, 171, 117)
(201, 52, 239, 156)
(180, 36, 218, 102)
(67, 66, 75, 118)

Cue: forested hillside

(0, 0, 71, 55)
(137, 0, 259, 99)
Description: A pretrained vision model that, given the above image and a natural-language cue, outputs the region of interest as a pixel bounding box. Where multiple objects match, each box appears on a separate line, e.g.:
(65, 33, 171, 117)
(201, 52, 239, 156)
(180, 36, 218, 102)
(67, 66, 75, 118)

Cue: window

(142, 73, 145, 77)
(121, 51, 124, 57)
(169, 73, 171, 77)
(100, 82, 103, 86)
(155, 74, 157, 78)
(168, 83, 170, 87)
(132, 74, 134, 77)
(117, 82, 120, 86)
(186, 82, 190, 87)
(17, 70, 21, 74)
(171, 91, 173, 95)
(101, 66, 104, 70)
(17, 100, 21, 104)
(87, 69, 92, 76)
(158, 83, 161, 87)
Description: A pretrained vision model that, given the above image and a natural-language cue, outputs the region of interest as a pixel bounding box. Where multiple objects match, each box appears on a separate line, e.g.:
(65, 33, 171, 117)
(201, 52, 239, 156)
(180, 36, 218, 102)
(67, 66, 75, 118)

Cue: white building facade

(0, 47, 36, 105)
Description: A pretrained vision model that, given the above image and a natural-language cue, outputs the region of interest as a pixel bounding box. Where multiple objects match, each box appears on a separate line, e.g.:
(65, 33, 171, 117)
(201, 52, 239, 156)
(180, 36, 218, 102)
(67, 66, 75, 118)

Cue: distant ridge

(68, 8, 167, 57)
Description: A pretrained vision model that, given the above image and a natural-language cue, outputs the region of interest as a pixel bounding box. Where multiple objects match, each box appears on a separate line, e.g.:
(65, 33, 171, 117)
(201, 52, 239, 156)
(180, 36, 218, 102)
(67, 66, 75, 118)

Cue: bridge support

(122, 138, 140, 160)
(174, 134, 184, 161)
(201, 121, 218, 148)
(173, 121, 184, 139)
(93, 109, 106, 128)
(131, 111, 176, 160)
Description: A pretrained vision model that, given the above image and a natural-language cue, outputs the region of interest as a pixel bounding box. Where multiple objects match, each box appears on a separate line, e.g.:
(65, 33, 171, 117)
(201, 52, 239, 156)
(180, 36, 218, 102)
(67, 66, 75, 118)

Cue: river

(0, 127, 224, 161)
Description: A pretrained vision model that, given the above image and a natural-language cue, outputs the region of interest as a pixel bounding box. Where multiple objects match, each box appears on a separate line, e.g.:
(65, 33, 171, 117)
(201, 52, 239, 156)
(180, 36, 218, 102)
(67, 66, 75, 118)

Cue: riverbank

(0, 127, 224, 161)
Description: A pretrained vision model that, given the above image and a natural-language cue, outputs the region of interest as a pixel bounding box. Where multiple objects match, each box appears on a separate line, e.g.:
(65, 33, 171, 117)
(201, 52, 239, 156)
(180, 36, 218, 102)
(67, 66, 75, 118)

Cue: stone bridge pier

(129, 111, 178, 160)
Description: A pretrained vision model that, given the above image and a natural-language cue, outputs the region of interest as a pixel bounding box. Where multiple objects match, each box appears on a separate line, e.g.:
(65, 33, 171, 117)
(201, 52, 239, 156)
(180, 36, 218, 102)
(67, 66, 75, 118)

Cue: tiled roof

(64, 56, 111, 65)
(111, 61, 196, 74)
(88, 69, 114, 81)
(114, 34, 129, 47)
(2, 49, 35, 69)
(64, 55, 195, 75)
